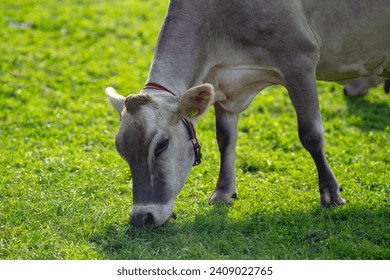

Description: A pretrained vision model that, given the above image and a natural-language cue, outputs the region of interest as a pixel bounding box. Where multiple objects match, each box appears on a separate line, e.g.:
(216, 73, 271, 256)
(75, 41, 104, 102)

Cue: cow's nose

(131, 211, 155, 227)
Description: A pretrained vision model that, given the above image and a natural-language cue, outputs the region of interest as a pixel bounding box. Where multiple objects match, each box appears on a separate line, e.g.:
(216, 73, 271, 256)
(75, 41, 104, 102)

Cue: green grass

(1, 0, 389, 260)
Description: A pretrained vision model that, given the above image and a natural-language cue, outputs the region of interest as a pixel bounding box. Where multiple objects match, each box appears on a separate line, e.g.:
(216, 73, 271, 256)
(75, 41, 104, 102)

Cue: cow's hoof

(208, 192, 237, 205)
(320, 192, 346, 208)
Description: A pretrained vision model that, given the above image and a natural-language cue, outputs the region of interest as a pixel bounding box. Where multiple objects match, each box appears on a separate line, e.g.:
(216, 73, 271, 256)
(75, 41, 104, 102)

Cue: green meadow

(1, 0, 389, 259)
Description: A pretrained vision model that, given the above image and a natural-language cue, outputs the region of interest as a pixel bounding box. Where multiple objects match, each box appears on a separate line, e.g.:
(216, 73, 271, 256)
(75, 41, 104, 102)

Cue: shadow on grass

(89, 203, 390, 260)
(344, 95, 390, 131)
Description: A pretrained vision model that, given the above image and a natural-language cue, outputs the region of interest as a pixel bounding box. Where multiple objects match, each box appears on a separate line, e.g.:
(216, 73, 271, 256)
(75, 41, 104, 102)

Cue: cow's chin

(130, 203, 174, 228)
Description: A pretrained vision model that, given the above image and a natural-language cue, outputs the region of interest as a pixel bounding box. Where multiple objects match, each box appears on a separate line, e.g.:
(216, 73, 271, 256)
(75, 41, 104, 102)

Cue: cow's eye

(154, 139, 169, 157)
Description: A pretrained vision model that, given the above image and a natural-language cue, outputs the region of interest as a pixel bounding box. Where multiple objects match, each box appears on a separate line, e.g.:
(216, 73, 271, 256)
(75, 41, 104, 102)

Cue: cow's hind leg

(285, 71, 346, 207)
(209, 102, 238, 204)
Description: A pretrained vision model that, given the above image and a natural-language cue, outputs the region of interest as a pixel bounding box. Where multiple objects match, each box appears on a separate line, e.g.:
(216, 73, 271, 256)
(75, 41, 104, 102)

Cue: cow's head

(106, 84, 215, 227)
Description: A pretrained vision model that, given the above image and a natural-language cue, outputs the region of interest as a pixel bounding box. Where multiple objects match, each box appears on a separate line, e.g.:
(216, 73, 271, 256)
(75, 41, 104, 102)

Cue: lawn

(0, 0, 389, 260)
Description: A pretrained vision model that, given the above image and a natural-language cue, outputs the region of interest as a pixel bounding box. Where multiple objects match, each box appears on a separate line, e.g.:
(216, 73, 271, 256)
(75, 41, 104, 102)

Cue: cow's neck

(146, 5, 213, 97)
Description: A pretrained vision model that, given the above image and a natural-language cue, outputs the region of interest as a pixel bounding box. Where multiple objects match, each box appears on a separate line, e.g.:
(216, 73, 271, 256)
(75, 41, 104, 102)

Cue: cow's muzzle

(130, 203, 174, 228)
(130, 211, 155, 227)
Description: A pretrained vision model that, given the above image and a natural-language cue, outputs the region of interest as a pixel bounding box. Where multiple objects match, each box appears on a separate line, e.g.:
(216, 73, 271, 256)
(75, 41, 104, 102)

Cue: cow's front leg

(285, 71, 346, 207)
(209, 102, 238, 204)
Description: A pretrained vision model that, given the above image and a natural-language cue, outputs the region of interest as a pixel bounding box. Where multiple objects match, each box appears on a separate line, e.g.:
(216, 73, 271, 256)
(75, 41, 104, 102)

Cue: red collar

(144, 82, 177, 96)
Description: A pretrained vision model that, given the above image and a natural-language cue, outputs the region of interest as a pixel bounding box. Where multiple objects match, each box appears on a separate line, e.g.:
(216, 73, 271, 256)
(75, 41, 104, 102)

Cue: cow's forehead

(119, 95, 179, 139)
(115, 96, 182, 175)
(120, 105, 158, 140)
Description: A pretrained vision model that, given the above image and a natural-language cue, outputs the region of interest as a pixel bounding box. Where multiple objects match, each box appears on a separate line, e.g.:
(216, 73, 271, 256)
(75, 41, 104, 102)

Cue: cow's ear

(106, 87, 125, 117)
(178, 83, 215, 120)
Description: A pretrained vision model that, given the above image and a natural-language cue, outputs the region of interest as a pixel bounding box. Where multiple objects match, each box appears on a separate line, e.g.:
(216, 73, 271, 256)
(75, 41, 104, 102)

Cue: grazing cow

(106, 0, 390, 227)
(343, 77, 389, 97)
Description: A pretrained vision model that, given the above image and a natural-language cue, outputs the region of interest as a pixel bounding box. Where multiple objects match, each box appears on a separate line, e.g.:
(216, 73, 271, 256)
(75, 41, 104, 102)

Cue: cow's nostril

(343, 87, 348, 96)
(131, 211, 155, 227)
(144, 212, 155, 226)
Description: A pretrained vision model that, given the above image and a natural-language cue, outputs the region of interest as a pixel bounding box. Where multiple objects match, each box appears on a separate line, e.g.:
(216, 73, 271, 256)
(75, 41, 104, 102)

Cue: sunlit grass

(1, 0, 389, 259)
